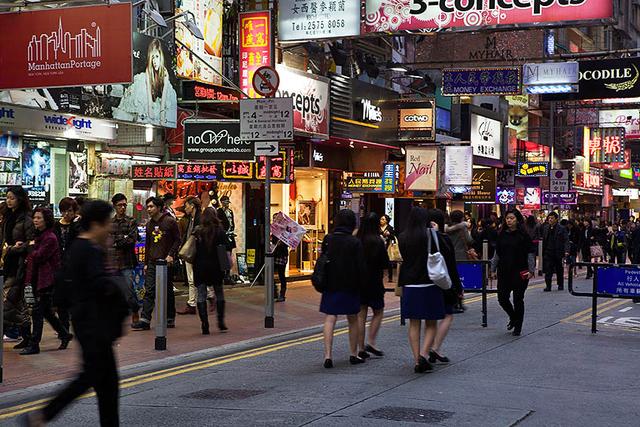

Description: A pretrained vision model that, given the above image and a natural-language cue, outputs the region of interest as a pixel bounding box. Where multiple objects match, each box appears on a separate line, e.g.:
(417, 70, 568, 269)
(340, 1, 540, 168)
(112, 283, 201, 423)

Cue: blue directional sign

(458, 262, 484, 290)
(596, 266, 640, 297)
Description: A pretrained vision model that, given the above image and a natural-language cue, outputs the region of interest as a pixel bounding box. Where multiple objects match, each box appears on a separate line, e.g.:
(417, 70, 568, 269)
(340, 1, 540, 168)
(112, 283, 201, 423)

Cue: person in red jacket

(21, 207, 73, 355)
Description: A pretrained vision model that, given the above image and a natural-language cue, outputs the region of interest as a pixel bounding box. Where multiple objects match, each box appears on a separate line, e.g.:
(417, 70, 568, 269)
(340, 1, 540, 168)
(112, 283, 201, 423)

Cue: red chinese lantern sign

(239, 11, 272, 98)
(587, 127, 625, 166)
(131, 164, 177, 180)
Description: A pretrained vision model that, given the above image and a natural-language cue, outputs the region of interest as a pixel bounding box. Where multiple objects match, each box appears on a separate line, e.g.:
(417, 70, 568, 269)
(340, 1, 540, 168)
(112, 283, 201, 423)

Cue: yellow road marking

(573, 300, 631, 324)
(562, 298, 622, 322)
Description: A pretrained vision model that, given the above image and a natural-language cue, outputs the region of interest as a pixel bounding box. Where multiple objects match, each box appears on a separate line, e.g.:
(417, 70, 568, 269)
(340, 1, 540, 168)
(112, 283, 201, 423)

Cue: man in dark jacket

(132, 197, 181, 331)
(111, 194, 140, 324)
(542, 212, 569, 291)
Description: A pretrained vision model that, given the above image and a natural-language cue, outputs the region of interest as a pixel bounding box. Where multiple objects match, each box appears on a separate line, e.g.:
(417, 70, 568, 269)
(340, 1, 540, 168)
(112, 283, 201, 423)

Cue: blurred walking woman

(21, 208, 73, 355)
(491, 209, 535, 336)
(398, 207, 447, 373)
(193, 207, 228, 334)
(320, 209, 367, 368)
(2, 186, 35, 350)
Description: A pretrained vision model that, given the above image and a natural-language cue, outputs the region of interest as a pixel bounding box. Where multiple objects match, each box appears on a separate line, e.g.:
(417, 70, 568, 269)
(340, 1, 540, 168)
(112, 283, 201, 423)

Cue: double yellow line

(562, 299, 631, 324)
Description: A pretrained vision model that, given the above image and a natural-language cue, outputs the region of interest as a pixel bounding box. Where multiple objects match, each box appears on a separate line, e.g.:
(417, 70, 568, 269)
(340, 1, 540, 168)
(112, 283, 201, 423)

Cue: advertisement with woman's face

(112, 33, 178, 128)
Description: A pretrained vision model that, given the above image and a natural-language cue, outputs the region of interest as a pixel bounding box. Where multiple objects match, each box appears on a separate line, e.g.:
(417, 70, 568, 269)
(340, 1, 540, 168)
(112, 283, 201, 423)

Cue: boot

(216, 300, 228, 332)
(197, 302, 209, 335)
(13, 325, 32, 350)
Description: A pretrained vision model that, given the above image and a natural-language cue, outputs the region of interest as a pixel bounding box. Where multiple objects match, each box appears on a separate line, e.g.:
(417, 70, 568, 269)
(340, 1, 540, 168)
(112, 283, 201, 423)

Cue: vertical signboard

(470, 114, 503, 160)
(239, 11, 272, 98)
(405, 147, 438, 191)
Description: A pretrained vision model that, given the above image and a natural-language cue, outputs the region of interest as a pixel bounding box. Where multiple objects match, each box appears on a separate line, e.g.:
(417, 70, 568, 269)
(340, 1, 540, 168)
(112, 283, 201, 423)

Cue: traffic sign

(252, 66, 279, 97)
(255, 141, 279, 156)
(240, 97, 294, 142)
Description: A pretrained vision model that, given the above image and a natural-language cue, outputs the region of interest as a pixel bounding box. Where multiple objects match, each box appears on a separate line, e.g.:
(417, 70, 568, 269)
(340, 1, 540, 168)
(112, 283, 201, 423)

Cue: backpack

(311, 236, 331, 292)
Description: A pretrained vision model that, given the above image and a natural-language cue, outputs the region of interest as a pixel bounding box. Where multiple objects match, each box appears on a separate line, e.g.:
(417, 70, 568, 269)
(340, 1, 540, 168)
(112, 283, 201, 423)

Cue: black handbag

(217, 244, 231, 271)
(312, 237, 330, 293)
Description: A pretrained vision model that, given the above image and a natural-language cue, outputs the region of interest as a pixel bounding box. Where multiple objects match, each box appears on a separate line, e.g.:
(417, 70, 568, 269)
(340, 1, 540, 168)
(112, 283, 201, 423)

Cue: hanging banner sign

(405, 147, 438, 191)
(364, 0, 613, 33)
(183, 120, 254, 161)
(176, 163, 220, 180)
(444, 146, 473, 186)
(239, 11, 272, 98)
(496, 168, 516, 186)
(180, 81, 240, 102)
(517, 187, 541, 209)
(0, 4, 133, 90)
(542, 191, 578, 205)
(599, 109, 640, 139)
(586, 127, 626, 166)
(442, 67, 521, 96)
(574, 168, 604, 195)
(522, 62, 579, 86)
(470, 114, 503, 160)
(278, 0, 361, 41)
(464, 168, 496, 202)
(344, 164, 396, 193)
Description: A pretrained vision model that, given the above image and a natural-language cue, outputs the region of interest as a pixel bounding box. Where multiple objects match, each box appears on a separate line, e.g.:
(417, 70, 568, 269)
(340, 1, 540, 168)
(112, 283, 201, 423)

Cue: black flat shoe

(20, 345, 40, 355)
(429, 350, 450, 364)
(414, 356, 433, 373)
(507, 321, 514, 331)
(365, 345, 384, 357)
(513, 327, 522, 336)
(349, 356, 365, 365)
(13, 339, 30, 350)
(358, 351, 370, 359)
(58, 333, 73, 350)
(323, 359, 333, 369)
(543, 287, 551, 292)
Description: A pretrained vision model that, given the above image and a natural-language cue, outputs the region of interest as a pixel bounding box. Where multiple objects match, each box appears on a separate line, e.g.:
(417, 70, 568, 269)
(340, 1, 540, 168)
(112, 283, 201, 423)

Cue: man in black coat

(542, 212, 569, 291)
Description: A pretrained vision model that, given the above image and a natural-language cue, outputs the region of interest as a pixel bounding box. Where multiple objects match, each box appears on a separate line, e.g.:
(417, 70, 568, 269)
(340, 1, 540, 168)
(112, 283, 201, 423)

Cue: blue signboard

(596, 266, 640, 297)
(458, 262, 484, 290)
(442, 67, 521, 96)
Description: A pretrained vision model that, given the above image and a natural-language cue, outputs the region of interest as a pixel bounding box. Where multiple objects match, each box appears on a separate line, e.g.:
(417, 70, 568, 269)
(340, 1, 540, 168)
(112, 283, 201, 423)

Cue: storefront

(0, 103, 117, 213)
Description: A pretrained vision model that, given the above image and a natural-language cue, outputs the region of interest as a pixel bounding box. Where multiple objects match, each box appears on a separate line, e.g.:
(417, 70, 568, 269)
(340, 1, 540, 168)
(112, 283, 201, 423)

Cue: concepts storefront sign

(278, 0, 361, 41)
(599, 109, 640, 139)
(365, 0, 613, 33)
(183, 120, 253, 161)
(442, 67, 521, 96)
(546, 57, 640, 101)
(470, 114, 502, 160)
(277, 65, 329, 138)
(239, 11, 272, 98)
(464, 168, 496, 202)
(405, 147, 438, 191)
(176, 0, 223, 86)
(0, 4, 133, 90)
(0, 103, 116, 142)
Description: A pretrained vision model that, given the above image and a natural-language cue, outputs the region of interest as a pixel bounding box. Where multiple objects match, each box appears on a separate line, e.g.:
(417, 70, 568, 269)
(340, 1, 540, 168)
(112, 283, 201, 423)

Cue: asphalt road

(1, 274, 639, 426)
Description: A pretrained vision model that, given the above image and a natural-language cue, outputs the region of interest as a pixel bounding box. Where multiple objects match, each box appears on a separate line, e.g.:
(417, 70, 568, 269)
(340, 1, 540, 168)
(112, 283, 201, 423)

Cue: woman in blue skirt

(398, 207, 448, 373)
(320, 209, 367, 368)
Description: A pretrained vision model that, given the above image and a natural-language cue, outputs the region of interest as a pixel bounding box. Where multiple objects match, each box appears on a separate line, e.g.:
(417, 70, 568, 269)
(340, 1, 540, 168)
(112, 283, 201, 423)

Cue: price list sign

(240, 97, 294, 142)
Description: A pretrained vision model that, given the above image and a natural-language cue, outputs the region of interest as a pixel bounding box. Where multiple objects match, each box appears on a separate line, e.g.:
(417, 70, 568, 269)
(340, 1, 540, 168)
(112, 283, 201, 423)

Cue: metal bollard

(482, 240, 489, 261)
(155, 260, 168, 351)
(538, 240, 544, 275)
(264, 254, 275, 328)
(0, 272, 4, 383)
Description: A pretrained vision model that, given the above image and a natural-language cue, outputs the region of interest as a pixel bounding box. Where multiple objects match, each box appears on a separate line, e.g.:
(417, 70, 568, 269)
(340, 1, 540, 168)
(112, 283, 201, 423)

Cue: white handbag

(427, 228, 452, 290)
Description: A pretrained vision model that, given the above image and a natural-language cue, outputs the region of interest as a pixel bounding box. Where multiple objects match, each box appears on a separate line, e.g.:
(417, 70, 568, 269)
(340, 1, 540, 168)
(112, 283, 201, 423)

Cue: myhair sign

(365, 0, 613, 33)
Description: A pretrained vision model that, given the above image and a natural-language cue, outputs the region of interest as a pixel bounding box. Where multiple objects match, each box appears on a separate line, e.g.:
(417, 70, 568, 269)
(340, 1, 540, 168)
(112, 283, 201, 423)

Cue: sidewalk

(0, 280, 401, 392)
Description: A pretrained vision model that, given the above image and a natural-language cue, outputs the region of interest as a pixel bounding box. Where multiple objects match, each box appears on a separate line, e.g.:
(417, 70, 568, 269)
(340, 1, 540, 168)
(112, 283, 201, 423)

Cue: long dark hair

(401, 207, 430, 248)
(334, 209, 356, 233)
(185, 196, 202, 223)
(428, 208, 445, 233)
(7, 186, 31, 213)
(357, 212, 382, 258)
(199, 207, 223, 247)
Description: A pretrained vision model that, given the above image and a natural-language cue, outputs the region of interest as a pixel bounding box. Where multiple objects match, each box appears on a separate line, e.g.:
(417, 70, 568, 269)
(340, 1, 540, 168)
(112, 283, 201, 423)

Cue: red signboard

(575, 168, 604, 195)
(239, 11, 272, 98)
(0, 4, 133, 90)
(587, 127, 626, 166)
(365, 0, 613, 33)
(132, 164, 177, 180)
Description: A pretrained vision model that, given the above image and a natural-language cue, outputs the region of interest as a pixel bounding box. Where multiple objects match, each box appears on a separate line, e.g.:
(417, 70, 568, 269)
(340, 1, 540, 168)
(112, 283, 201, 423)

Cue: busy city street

(2, 274, 639, 426)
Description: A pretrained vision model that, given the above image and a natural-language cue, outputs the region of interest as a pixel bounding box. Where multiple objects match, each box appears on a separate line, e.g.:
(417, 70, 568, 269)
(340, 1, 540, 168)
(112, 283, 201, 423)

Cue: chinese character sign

(442, 67, 521, 96)
(596, 265, 640, 297)
(131, 164, 177, 180)
(587, 127, 626, 166)
(239, 11, 272, 98)
(574, 168, 604, 195)
(278, 0, 361, 41)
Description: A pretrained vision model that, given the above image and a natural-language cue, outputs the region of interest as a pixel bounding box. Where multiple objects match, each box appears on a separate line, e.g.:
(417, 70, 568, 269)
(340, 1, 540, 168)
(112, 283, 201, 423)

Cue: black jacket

(361, 235, 389, 302)
(323, 231, 366, 294)
(542, 223, 569, 260)
(492, 228, 535, 283)
(441, 234, 463, 306)
(398, 229, 454, 287)
(193, 226, 227, 285)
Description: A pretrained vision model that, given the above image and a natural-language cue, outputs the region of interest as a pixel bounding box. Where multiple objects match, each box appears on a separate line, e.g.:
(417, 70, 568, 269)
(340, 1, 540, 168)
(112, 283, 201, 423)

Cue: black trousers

(32, 288, 69, 344)
(141, 264, 176, 323)
(497, 277, 528, 327)
(43, 334, 119, 426)
(544, 257, 564, 289)
(274, 264, 287, 298)
(581, 247, 594, 276)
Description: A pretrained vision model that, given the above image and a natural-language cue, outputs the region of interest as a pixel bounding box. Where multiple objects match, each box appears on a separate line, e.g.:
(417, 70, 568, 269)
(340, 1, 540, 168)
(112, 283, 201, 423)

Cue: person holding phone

(490, 209, 536, 336)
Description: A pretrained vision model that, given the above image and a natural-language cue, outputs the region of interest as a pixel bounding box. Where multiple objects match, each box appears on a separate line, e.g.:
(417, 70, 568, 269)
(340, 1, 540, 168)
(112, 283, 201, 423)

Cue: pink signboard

(365, 0, 613, 33)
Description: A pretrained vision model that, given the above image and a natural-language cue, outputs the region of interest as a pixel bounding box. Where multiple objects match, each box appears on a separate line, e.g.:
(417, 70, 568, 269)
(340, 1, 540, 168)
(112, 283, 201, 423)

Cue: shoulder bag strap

(430, 228, 440, 252)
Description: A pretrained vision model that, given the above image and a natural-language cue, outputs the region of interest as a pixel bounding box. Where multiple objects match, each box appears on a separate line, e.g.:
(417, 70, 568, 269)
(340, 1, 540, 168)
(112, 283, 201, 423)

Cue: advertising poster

(0, 4, 133, 90)
(239, 11, 272, 97)
(0, 134, 21, 158)
(21, 141, 50, 204)
(278, 0, 361, 41)
(496, 187, 516, 205)
(270, 211, 307, 248)
(297, 200, 317, 228)
(68, 151, 88, 195)
(175, 0, 223, 86)
(365, 0, 613, 33)
(113, 33, 178, 128)
(599, 109, 640, 139)
(470, 114, 502, 160)
(444, 146, 473, 186)
(405, 147, 438, 191)
(517, 187, 541, 209)
(0, 159, 22, 186)
(506, 95, 529, 140)
(276, 65, 329, 138)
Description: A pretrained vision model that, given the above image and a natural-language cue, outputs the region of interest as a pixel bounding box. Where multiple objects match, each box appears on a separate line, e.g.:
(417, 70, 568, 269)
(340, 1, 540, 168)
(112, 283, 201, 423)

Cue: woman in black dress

(491, 209, 536, 336)
(356, 212, 389, 359)
(320, 209, 367, 368)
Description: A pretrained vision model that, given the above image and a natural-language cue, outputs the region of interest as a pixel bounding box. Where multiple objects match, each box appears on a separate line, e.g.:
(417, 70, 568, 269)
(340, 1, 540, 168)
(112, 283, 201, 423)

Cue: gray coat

(446, 222, 474, 261)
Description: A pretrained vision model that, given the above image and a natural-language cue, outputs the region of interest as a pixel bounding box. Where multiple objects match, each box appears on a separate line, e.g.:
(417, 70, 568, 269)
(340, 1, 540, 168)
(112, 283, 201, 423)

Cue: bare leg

(323, 315, 337, 360)
(347, 314, 359, 357)
(420, 320, 438, 358)
(432, 314, 453, 353)
(357, 306, 368, 352)
(368, 308, 384, 348)
(408, 319, 422, 363)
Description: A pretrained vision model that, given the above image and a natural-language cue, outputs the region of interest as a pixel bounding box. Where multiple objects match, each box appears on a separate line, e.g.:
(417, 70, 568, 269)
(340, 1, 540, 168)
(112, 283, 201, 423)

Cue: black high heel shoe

(365, 345, 384, 357)
(414, 356, 433, 373)
(323, 359, 333, 369)
(428, 350, 450, 364)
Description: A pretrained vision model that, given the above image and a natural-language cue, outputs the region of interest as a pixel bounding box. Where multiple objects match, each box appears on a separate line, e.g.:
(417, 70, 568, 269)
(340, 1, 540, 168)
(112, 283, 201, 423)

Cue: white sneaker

(3, 335, 19, 342)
